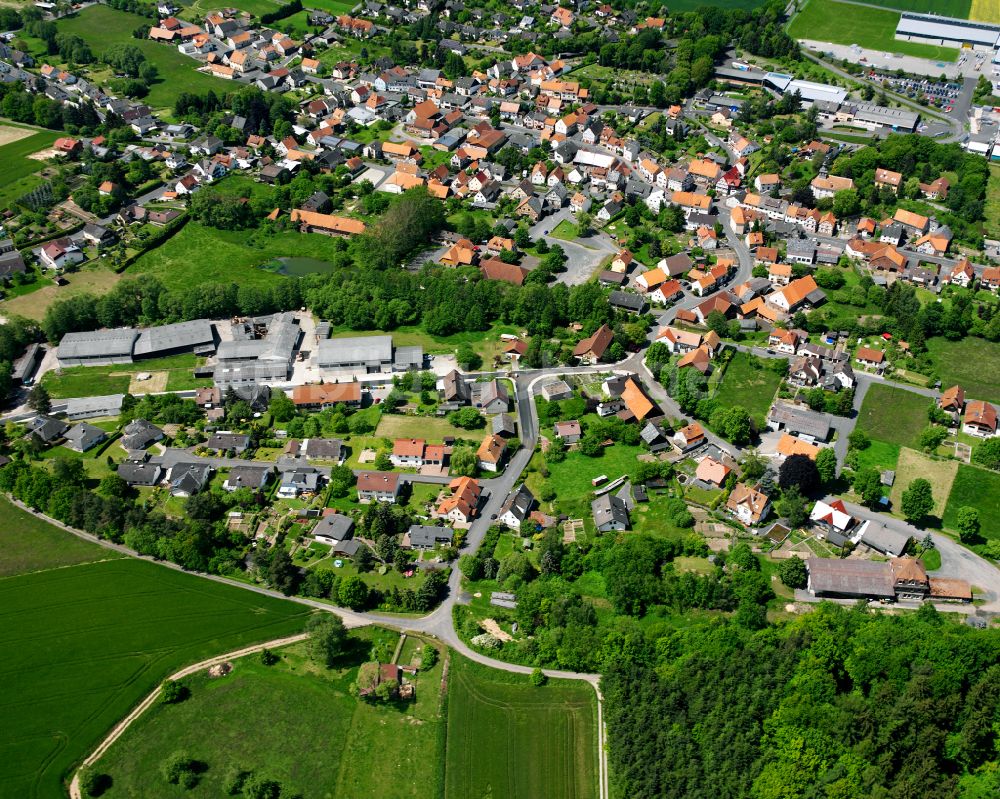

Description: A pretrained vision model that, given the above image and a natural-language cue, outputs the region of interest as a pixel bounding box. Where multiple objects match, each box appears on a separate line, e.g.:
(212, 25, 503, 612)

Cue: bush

(530, 667, 547, 686)
(422, 644, 439, 671)
(161, 752, 201, 788)
(79, 770, 111, 797)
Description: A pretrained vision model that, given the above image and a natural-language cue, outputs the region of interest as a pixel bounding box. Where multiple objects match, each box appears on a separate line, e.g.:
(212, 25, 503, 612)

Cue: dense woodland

(604, 603, 1000, 799)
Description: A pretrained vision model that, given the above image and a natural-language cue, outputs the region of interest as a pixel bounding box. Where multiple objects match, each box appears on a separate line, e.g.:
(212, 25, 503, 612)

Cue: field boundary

(67, 632, 310, 799)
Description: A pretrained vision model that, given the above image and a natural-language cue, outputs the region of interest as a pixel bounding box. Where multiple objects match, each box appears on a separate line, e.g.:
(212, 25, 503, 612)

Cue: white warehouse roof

(896, 12, 1000, 48)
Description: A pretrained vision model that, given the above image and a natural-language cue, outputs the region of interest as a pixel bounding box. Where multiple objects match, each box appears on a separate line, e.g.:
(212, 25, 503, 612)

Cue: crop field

(970, 0, 1000, 23)
(787, 0, 959, 61)
(444, 655, 598, 799)
(849, 0, 971, 15)
(926, 337, 1000, 404)
(0, 498, 123, 577)
(856, 383, 930, 449)
(943, 465, 1000, 539)
(93, 633, 446, 799)
(711, 351, 783, 428)
(668, 0, 768, 8)
(51, 6, 233, 109)
(0, 123, 60, 210)
(0, 511, 309, 799)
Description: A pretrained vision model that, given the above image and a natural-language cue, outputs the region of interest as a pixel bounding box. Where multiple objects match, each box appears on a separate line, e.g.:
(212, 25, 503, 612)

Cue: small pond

(259, 256, 334, 276)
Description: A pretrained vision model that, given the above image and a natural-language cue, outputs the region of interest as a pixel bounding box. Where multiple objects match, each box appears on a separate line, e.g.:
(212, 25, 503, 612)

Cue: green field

(854, 438, 901, 474)
(129, 222, 349, 290)
(93, 633, 446, 799)
(0, 123, 60, 210)
(0, 497, 123, 577)
(444, 655, 598, 799)
(788, 0, 959, 61)
(540, 441, 646, 518)
(667, 0, 767, 7)
(375, 413, 475, 441)
(988, 165, 1000, 240)
(50, 6, 234, 109)
(856, 383, 930, 449)
(844, 0, 971, 14)
(0, 504, 309, 799)
(926, 337, 1000, 404)
(943, 465, 1000, 539)
(41, 353, 205, 398)
(711, 351, 783, 428)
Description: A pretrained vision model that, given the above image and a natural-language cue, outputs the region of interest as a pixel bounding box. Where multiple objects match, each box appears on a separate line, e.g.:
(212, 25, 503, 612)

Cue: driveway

(529, 208, 618, 285)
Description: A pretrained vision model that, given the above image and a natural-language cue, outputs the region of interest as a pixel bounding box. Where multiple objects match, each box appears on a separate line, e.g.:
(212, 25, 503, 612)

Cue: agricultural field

(43, 6, 233, 109)
(0, 497, 123, 577)
(926, 337, 1000, 404)
(856, 383, 930, 449)
(41, 353, 207, 399)
(128, 223, 342, 290)
(987, 165, 1000, 240)
(444, 655, 598, 799)
(0, 122, 60, 210)
(970, 0, 1000, 24)
(668, 0, 768, 8)
(888, 447, 957, 520)
(92, 632, 446, 799)
(943, 465, 1000, 539)
(846, 0, 971, 15)
(0, 508, 309, 799)
(787, 0, 959, 61)
(710, 351, 783, 428)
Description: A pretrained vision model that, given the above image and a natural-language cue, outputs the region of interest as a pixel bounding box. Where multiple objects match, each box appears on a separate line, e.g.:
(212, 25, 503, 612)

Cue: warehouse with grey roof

(317, 334, 423, 374)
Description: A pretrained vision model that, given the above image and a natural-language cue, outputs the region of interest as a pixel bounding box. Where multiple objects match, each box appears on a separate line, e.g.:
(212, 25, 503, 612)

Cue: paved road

(529, 208, 619, 285)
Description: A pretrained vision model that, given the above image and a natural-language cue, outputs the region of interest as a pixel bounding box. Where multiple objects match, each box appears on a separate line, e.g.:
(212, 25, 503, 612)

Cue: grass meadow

(41, 353, 206, 399)
(93, 633, 446, 799)
(0, 123, 60, 210)
(848, 0, 971, 14)
(888, 447, 957, 520)
(711, 351, 783, 428)
(943, 465, 1000, 539)
(0, 503, 309, 799)
(926, 337, 1000, 405)
(444, 655, 598, 799)
(856, 383, 930, 449)
(787, 0, 959, 61)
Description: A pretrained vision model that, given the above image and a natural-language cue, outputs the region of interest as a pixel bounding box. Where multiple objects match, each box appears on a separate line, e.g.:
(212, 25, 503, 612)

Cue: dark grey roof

(169, 462, 212, 494)
(27, 415, 69, 443)
(121, 418, 163, 451)
(807, 557, 894, 598)
(303, 438, 344, 460)
(318, 335, 392, 366)
(861, 521, 911, 556)
(313, 513, 355, 541)
(64, 422, 105, 451)
(58, 328, 138, 359)
(591, 492, 629, 531)
(117, 461, 162, 486)
(499, 483, 534, 522)
(226, 465, 272, 489)
(407, 524, 454, 547)
(609, 291, 647, 311)
(768, 402, 832, 440)
(133, 319, 214, 357)
(492, 413, 516, 436)
(208, 432, 251, 451)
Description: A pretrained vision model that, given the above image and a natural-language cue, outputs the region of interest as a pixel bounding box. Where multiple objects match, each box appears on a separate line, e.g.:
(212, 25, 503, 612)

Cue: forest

(603, 602, 1000, 799)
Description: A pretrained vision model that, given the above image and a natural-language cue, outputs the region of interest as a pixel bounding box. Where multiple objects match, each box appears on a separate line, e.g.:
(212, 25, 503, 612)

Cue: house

(944, 259, 975, 288)
(39, 239, 84, 271)
(855, 346, 885, 370)
(939, 385, 965, 415)
(768, 402, 831, 441)
(573, 324, 613, 364)
(436, 476, 481, 524)
(893, 208, 929, 235)
(471, 380, 510, 413)
(591, 492, 629, 532)
(540, 379, 573, 401)
(302, 438, 345, 463)
(611, 249, 634, 273)
(477, 433, 507, 472)
(117, 461, 162, 487)
(768, 328, 800, 354)
(963, 400, 998, 437)
(498, 483, 534, 530)
(357, 470, 401, 503)
(82, 223, 116, 248)
(983, 267, 1000, 293)
(620, 377, 656, 421)
(726, 482, 771, 526)
(810, 174, 854, 199)
(695, 456, 731, 488)
(673, 422, 706, 451)
(168, 462, 212, 497)
(768, 263, 793, 287)
(223, 465, 272, 492)
(121, 419, 164, 451)
(205, 432, 251, 454)
(776, 433, 821, 461)
(391, 438, 429, 468)
(767, 276, 822, 314)
(277, 468, 323, 499)
(312, 513, 355, 545)
(554, 420, 582, 443)
(440, 370, 470, 405)
(63, 422, 106, 453)
(754, 173, 781, 193)
(404, 525, 454, 550)
(874, 167, 902, 194)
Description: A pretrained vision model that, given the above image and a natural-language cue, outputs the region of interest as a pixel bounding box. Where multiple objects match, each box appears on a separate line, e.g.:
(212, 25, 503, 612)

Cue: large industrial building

(317, 334, 423, 373)
(764, 72, 848, 105)
(57, 320, 217, 368)
(895, 12, 1000, 52)
(213, 312, 301, 387)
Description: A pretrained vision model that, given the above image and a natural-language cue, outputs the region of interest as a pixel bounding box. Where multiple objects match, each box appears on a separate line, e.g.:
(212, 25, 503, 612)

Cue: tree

(778, 454, 819, 493)
(815, 448, 837, 485)
(79, 769, 111, 797)
(530, 667, 547, 686)
(338, 575, 370, 610)
(160, 679, 189, 704)
(776, 484, 809, 528)
(901, 478, 934, 526)
(918, 425, 947, 452)
(269, 391, 296, 422)
(259, 647, 279, 666)
(972, 438, 1000, 471)
(449, 406, 486, 430)
(265, 547, 297, 595)
(705, 310, 729, 339)
(307, 614, 347, 667)
(28, 382, 50, 414)
(778, 556, 808, 589)
(853, 467, 884, 507)
(449, 446, 478, 477)
(456, 343, 482, 370)
(848, 429, 870, 451)
(956, 506, 980, 543)
(242, 775, 282, 799)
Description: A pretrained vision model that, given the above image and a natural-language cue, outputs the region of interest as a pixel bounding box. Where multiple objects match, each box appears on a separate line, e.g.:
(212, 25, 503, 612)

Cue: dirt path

(68, 632, 309, 799)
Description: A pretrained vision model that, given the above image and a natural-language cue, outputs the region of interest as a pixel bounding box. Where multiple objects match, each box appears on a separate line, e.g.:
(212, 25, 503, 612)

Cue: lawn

(92, 633, 446, 799)
(0, 497, 123, 577)
(0, 513, 309, 799)
(0, 122, 60, 210)
(943, 465, 1000, 539)
(375, 413, 473, 441)
(536, 442, 647, 521)
(787, 0, 959, 61)
(1, 264, 123, 321)
(549, 218, 581, 242)
(129, 223, 349, 290)
(51, 6, 234, 109)
(987, 166, 1000, 240)
(926, 337, 1000, 405)
(711, 351, 783, 428)
(856, 383, 930, 449)
(888, 447, 957, 520)
(444, 655, 598, 799)
(854, 438, 901, 474)
(41, 354, 203, 399)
